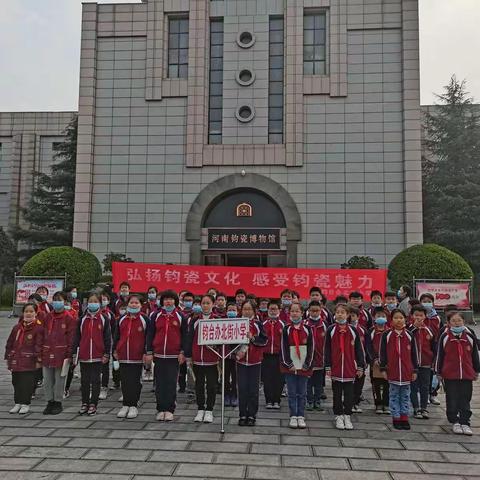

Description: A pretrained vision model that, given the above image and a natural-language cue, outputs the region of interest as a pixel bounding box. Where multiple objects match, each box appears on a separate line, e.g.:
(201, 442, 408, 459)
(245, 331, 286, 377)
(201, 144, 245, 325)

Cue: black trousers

(225, 358, 237, 397)
(65, 363, 76, 391)
(178, 362, 187, 391)
(154, 358, 179, 413)
(370, 374, 389, 407)
(444, 379, 473, 425)
(80, 362, 102, 406)
(12, 370, 36, 405)
(237, 363, 261, 418)
(112, 363, 121, 386)
(332, 380, 354, 416)
(411, 366, 430, 410)
(119, 363, 143, 407)
(101, 361, 109, 388)
(262, 354, 283, 404)
(353, 373, 366, 405)
(193, 364, 218, 411)
(307, 369, 325, 403)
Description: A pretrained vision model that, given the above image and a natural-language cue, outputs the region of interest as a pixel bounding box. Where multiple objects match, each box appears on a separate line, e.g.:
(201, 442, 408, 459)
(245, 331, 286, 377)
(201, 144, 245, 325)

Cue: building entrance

(203, 252, 287, 267)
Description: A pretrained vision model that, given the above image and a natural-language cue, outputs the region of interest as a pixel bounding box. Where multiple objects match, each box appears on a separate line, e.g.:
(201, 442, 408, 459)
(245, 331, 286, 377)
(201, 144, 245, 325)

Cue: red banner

(112, 262, 387, 299)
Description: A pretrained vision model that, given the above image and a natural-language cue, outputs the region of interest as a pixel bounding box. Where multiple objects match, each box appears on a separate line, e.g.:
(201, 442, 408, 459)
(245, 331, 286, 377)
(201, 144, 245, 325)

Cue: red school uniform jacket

(279, 307, 291, 325)
(379, 329, 418, 385)
(113, 312, 150, 363)
(42, 311, 76, 368)
(305, 316, 327, 369)
(142, 300, 158, 317)
(184, 313, 219, 366)
(147, 308, 186, 359)
(71, 299, 81, 314)
(425, 313, 441, 339)
(280, 322, 314, 377)
(409, 325, 436, 368)
(262, 318, 285, 356)
(366, 326, 389, 364)
(324, 324, 365, 382)
(358, 307, 373, 330)
(73, 312, 112, 363)
(38, 301, 52, 315)
(4, 319, 43, 372)
(436, 329, 480, 381)
(236, 317, 268, 366)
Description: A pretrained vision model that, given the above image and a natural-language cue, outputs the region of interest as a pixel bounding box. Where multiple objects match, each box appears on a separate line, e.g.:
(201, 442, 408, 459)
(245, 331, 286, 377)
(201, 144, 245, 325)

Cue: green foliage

(102, 252, 133, 274)
(12, 115, 78, 257)
(0, 227, 17, 279)
(341, 256, 378, 270)
(1, 284, 13, 307)
(21, 246, 102, 292)
(422, 76, 480, 282)
(388, 244, 473, 290)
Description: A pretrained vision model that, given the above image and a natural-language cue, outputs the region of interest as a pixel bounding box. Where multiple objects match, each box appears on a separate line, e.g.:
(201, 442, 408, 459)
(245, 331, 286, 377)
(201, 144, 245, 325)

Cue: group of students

(4, 282, 479, 436)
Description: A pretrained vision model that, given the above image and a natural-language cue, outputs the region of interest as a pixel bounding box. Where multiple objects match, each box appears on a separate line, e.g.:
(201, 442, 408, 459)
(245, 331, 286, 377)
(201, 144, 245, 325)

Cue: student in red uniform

(63, 298, 81, 399)
(185, 294, 219, 424)
(147, 290, 186, 422)
(262, 300, 285, 409)
(111, 300, 127, 390)
(324, 303, 365, 431)
(72, 293, 111, 416)
(419, 293, 441, 337)
(114, 282, 131, 314)
(213, 292, 227, 317)
(235, 289, 247, 308)
(5, 303, 43, 414)
(409, 305, 436, 419)
(281, 303, 314, 429)
(224, 303, 239, 407)
(42, 291, 75, 415)
(98, 291, 114, 399)
(349, 291, 372, 329)
(436, 311, 480, 436)
(349, 306, 367, 413)
(236, 300, 267, 426)
(35, 286, 52, 316)
(142, 286, 159, 317)
(257, 298, 270, 322)
(279, 289, 293, 324)
(379, 308, 418, 430)
(68, 287, 81, 315)
(112, 294, 151, 419)
(366, 307, 390, 414)
(368, 290, 384, 318)
(178, 291, 194, 394)
(305, 300, 327, 411)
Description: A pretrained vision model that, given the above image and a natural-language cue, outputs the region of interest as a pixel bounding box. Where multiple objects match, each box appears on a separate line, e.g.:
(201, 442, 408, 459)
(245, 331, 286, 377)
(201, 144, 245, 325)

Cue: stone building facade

(72, 0, 423, 268)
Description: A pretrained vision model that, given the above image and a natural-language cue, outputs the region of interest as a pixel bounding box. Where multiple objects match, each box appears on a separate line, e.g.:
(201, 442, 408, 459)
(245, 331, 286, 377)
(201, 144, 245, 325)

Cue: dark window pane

(304, 46, 314, 61)
(314, 45, 325, 60)
(211, 57, 223, 70)
(314, 13, 326, 29)
(270, 56, 283, 69)
(209, 134, 222, 144)
(314, 61, 325, 74)
(211, 20, 223, 33)
(169, 50, 179, 64)
(269, 68, 283, 81)
(178, 64, 188, 78)
(210, 108, 222, 122)
(269, 133, 283, 144)
(269, 120, 283, 132)
(211, 32, 223, 45)
(303, 61, 314, 75)
(210, 82, 222, 95)
(304, 15, 315, 29)
(269, 43, 283, 56)
(179, 33, 189, 49)
(210, 70, 223, 83)
(269, 107, 283, 120)
(210, 121, 222, 133)
(270, 81, 283, 94)
(210, 96, 222, 109)
(269, 95, 283, 108)
(179, 48, 188, 64)
(209, 19, 224, 144)
(269, 30, 283, 43)
(211, 45, 223, 58)
(168, 64, 178, 78)
(169, 19, 179, 33)
(304, 29, 314, 45)
(314, 29, 326, 45)
(179, 19, 189, 33)
(169, 34, 179, 49)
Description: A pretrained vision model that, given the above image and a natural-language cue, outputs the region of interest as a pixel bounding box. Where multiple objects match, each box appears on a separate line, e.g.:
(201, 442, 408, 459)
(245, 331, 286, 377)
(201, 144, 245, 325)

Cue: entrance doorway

(203, 252, 287, 267)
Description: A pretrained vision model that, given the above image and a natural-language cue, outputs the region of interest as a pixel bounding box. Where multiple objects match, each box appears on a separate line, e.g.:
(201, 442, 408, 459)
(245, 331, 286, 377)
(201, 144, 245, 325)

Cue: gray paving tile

(149, 451, 214, 463)
(104, 460, 175, 476)
(0, 457, 44, 470)
(282, 435, 341, 446)
(34, 459, 107, 473)
(50, 428, 112, 438)
(165, 431, 222, 441)
(252, 444, 313, 456)
(83, 448, 150, 461)
(401, 441, 469, 452)
(419, 462, 480, 475)
(377, 449, 444, 461)
(391, 474, 464, 480)
(0, 445, 26, 456)
(283, 455, 348, 469)
(222, 433, 280, 444)
(56, 475, 131, 480)
(341, 438, 403, 449)
(320, 472, 390, 480)
(216, 452, 280, 466)
(246, 465, 318, 480)
(313, 446, 377, 458)
(190, 441, 249, 453)
(18, 446, 88, 459)
(65, 438, 128, 448)
(175, 463, 245, 478)
(6, 436, 69, 447)
(350, 458, 421, 472)
(126, 439, 189, 450)
(0, 473, 59, 480)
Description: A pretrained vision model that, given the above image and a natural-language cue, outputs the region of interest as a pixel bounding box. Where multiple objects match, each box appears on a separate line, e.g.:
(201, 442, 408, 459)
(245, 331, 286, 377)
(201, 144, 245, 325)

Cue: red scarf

(16, 320, 33, 347)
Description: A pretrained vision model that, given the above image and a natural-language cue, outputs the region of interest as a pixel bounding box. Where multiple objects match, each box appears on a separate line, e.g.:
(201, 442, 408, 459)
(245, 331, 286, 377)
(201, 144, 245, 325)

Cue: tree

(0, 227, 17, 304)
(102, 252, 133, 274)
(341, 255, 378, 270)
(12, 114, 78, 257)
(422, 76, 480, 282)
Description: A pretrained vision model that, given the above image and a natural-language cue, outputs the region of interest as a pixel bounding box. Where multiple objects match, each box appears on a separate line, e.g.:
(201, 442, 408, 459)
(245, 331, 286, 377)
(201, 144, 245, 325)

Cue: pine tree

(422, 76, 480, 279)
(12, 115, 78, 256)
(0, 227, 17, 304)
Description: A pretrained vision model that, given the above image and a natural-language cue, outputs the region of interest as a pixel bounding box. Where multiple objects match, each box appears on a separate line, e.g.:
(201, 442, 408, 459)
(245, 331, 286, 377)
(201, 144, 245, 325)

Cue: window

(0, 143, 2, 174)
(168, 17, 189, 79)
(208, 19, 224, 144)
(303, 11, 327, 75)
(269, 17, 284, 144)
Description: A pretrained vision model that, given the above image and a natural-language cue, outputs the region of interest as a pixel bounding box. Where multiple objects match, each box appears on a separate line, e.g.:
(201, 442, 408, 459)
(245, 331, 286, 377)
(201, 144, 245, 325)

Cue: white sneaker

(266, 403, 273, 409)
(9, 404, 21, 414)
(430, 396, 441, 406)
(118, 395, 123, 402)
(335, 415, 345, 430)
(352, 404, 363, 413)
(194, 410, 205, 422)
(18, 404, 30, 415)
(164, 411, 174, 422)
(289, 416, 298, 429)
(297, 416, 307, 429)
(117, 406, 129, 418)
(156, 411, 165, 421)
(98, 387, 108, 400)
(375, 407, 383, 414)
(462, 425, 473, 436)
(452, 422, 463, 434)
(343, 415, 354, 430)
(203, 410, 213, 423)
(272, 402, 281, 409)
(127, 406, 138, 419)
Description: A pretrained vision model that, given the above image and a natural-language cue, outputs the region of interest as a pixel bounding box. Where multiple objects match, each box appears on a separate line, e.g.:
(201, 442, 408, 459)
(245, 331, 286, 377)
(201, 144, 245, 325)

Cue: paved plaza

(0, 313, 479, 480)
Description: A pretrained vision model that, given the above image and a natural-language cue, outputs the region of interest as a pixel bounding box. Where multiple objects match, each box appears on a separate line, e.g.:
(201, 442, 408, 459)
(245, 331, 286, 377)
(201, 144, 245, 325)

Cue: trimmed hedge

(388, 243, 473, 290)
(21, 247, 102, 292)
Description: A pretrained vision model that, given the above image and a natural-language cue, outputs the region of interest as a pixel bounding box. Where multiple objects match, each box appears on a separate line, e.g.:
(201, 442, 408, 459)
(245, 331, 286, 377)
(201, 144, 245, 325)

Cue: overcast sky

(0, 0, 479, 111)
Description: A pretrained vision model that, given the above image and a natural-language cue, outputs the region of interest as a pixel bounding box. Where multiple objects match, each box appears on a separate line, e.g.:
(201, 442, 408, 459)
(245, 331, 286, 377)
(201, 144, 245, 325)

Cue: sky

(0, 0, 479, 111)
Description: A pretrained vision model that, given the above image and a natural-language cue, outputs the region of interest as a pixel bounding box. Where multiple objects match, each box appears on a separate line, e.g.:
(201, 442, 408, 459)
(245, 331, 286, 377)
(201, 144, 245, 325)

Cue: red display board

(112, 262, 387, 299)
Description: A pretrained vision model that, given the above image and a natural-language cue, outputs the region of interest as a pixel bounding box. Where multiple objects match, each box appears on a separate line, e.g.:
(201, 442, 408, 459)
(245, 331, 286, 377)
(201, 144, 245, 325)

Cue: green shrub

(341, 255, 379, 269)
(1, 284, 13, 306)
(388, 243, 473, 290)
(21, 247, 102, 292)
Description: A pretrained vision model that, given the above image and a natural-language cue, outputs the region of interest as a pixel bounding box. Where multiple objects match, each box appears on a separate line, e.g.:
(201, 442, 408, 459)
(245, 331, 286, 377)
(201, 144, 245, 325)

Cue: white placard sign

(198, 317, 250, 346)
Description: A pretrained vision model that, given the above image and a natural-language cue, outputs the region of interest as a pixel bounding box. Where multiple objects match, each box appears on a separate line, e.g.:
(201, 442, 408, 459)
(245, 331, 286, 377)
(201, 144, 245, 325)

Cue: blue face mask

(102, 300, 109, 308)
(282, 299, 292, 306)
(88, 302, 100, 313)
(52, 300, 65, 311)
(120, 291, 129, 297)
(422, 302, 433, 310)
(259, 307, 268, 312)
(40, 295, 48, 302)
(309, 315, 321, 321)
(64, 305, 72, 311)
(375, 317, 388, 326)
(148, 293, 156, 301)
(227, 310, 237, 318)
(192, 305, 202, 314)
(164, 305, 175, 313)
(291, 317, 302, 325)
(127, 306, 141, 315)
(451, 326, 466, 335)
(156, 299, 161, 307)
(71, 292, 77, 299)
(386, 303, 397, 311)
(337, 318, 347, 325)
(397, 289, 404, 299)
(184, 301, 193, 309)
